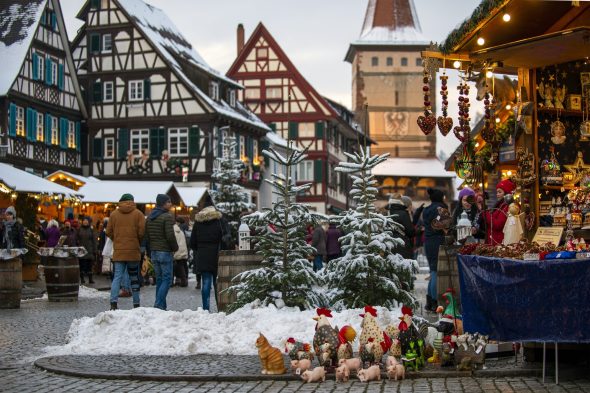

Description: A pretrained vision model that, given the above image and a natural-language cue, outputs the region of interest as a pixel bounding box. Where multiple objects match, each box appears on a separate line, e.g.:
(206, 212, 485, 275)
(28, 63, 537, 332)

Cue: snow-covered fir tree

(225, 144, 326, 312)
(322, 147, 418, 310)
(210, 131, 252, 248)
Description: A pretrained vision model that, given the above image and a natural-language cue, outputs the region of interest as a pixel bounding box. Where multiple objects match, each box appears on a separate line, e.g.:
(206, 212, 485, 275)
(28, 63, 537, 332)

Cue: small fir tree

(322, 147, 418, 310)
(225, 144, 325, 312)
(210, 133, 252, 248)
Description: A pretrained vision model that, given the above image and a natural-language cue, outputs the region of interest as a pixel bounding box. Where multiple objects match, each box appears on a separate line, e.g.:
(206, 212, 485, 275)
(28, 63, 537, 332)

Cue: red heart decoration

(417, 113, 436, 135)
(453, 125, 471, 142)
(437, 116, 453, 136)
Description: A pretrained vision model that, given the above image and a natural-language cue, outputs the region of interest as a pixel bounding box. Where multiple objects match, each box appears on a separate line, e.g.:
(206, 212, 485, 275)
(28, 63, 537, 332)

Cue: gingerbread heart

(481, 124, 496, 143)
(417, 113, 436, 135)
(437, 116, 453, 136)
(453, 125, 470, 142)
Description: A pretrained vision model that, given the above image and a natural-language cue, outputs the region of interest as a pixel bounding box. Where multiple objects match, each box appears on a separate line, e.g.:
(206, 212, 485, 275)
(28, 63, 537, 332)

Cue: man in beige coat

(106, 193, 145, 310)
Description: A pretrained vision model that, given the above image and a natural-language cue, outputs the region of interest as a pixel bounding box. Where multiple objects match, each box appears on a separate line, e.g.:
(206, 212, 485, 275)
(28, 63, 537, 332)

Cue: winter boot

(80, 273, 85, 284)
(133, 304, 140, 308)
(110, 302, 117, 311)
(425, 295, 434, 312)
(88, 274, 95, 284)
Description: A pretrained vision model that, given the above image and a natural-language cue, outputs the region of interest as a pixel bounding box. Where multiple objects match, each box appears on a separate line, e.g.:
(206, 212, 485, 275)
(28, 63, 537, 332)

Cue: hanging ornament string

(481, 71, 497, 143)
(417, 59, 436, 135)
(454, 73, 471, 142)
(437, 58, 453, 136)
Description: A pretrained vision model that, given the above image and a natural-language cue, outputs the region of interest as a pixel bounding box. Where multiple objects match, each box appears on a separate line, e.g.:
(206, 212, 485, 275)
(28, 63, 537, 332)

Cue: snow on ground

(22, 285, 109, 302)
(44, 304, 402, 357)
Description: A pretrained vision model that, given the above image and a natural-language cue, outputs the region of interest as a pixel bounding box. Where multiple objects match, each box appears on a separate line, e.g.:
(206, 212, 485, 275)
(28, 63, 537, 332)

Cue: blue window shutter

(235, 134, 240, 157)
(45, 114, 52, 145)
(189, 126, 200, 157)
(51, 12, 57, 30)
(118, 128, 129, 159)
(314, 160, 324, 182)
(45, 58, 52, 85)
(8, 103, 16, 137)
(149, 128, 159, 158)
(315, 121, 325, 139)
(32, 53, 38, 80)
(57, 63, 64, 90)
(158, 128, 167, 153)
(143, 79, 151, 100)
(92, 138, 103, 159)
(59, 118, 67, 148)
(90, 34, 100, 54)
(288, 121, 298, 139)
(246, 136, 253, 160)
(75, 122, 81, 151)
(32, 110, 38, 141)
(26, 108, 33, 141)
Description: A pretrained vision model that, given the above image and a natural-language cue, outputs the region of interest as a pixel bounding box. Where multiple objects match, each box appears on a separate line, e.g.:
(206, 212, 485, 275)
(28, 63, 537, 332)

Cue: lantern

(238, 222, 250, 250)
(456, 211, 472, 243)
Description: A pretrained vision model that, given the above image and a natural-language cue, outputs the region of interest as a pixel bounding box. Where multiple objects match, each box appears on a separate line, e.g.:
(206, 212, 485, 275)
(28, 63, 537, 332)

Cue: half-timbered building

(0, 0, 87, 176)
(227, 23, 370, 214)
(71, 0, 269, 204)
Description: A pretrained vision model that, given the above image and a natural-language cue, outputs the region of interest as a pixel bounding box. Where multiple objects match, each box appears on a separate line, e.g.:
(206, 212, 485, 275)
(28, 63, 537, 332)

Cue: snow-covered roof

(46, 170, 99, 185)
(174, 186, 207, 207)
(116, 0, 269, 131)
(357, 0, 428, 45)
(264, 131, 289, 149)
(78, 180, 174, 204)
(0, 163, 81, 197)
(372, 157, 456, 179)
(0, 0, 47, 95)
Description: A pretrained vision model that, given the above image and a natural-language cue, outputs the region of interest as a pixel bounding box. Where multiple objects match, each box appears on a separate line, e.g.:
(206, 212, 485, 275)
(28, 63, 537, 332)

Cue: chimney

(237, 24, 245, 55)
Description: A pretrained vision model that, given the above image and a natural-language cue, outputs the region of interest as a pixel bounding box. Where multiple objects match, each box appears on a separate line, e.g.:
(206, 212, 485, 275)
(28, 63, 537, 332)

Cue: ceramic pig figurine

(386, 356, 398, 368)
(301, 366, 326, 383)
(335, 364, 350, 382)
(291, 359, 312, 374)
(386, 364, 405, 381)
(338, 357, 362, 373)
(357, 365, 381, 382)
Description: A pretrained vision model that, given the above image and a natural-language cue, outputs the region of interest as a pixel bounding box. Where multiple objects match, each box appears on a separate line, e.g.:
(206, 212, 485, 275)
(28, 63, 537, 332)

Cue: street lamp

(456, 211, 472, 243)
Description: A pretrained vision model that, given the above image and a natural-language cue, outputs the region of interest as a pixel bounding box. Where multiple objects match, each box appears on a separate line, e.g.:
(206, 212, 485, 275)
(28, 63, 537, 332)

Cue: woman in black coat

(190, 194, 223, 312)
(388, 193, 415, 259)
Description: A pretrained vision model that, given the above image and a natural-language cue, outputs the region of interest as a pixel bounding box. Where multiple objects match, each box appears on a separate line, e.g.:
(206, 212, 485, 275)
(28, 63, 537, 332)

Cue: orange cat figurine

(256, 333, 286, 375)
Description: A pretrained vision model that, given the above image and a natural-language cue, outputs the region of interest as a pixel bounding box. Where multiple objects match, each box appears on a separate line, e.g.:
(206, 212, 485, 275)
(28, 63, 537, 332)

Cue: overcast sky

(60, 0, 483, 159)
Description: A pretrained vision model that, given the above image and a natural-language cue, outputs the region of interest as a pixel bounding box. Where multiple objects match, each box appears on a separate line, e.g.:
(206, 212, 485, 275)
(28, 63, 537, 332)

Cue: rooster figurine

(397, 305, 420, 355)
(285, 338, 314, 361)
(358, 305, 392, 365)
(312, 307, 340, 368)
(336, 325, 356, 361)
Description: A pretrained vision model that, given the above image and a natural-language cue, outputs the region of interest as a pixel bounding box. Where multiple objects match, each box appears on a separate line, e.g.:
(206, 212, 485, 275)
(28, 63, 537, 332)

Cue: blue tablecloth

(457, 254, 590, 342)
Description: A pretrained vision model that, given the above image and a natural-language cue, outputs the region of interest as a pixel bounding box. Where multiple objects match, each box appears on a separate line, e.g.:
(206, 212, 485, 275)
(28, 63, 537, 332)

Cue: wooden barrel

(0, 257, 22, 309)
(436, 245, 461, 307)
(43, 256, 79, 302)
(216, 250, 262, 312)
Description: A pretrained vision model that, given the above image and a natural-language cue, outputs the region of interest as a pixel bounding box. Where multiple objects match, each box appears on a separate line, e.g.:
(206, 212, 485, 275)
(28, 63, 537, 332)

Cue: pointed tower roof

(345, 0, 428, 62)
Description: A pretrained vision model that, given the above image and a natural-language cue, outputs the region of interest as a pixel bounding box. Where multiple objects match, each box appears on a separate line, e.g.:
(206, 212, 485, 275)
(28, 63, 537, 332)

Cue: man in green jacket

(144, 194, 178, 310)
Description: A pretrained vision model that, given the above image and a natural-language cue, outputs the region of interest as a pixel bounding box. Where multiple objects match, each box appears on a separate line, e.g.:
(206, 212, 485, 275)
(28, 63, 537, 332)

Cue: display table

(457, 254, 590, 343)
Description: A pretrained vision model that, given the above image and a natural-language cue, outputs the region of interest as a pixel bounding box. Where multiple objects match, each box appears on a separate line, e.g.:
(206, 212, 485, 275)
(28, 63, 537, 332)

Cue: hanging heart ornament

(453, 125, 470, 142)
(437, 116, 453, 136)
(417, 112, 436, 135)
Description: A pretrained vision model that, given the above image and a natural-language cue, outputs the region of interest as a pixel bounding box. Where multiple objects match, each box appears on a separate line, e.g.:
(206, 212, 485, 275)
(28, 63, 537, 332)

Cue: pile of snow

(22, 285, 109, 302)
(44, 304, 402, 357)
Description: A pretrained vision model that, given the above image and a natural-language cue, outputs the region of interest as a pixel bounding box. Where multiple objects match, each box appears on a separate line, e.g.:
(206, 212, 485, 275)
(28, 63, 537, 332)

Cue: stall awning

(373, 157, 456, 178)
(175, 186, 207, 207)
(78, 181, 174, 204)
(0, 163, 81, 197)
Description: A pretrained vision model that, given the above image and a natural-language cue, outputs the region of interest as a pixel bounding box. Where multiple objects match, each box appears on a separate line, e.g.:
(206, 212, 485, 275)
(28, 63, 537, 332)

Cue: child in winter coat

(173, 218, 189, 287)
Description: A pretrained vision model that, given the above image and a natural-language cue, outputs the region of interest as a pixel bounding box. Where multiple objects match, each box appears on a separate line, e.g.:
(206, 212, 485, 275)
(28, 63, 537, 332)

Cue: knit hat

(496, 179, 516, 194)
(401, 195, 413, 209)
(5, 206, 16, 217)
(119, 193, 134, 202)
(427, 187, 444, 203)
(156, 194, 171, 207)
(458, 187, 476, 202)
(388, 192, 403, 205)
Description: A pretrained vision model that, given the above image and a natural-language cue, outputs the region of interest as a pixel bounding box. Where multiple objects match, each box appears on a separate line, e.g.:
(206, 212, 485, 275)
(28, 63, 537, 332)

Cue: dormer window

(229, 90, 236, 107)
(209, 81, 219, 101)
(256, 48, 268, 59)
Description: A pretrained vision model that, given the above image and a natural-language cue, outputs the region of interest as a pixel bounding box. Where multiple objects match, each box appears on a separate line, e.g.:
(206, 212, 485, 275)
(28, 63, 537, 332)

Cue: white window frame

(253, 139, 259, 160)
(130, 129, 149, 155)
(297, 160, 313, 182)
(128, 80, 143, 101)
(256, 47, 268, 59)
(51, 59, 58, 86)
(36, 112, 44, 142)
(239, 135, 245, 159)
(16, 106, 25, 137)
(67, 121, 76, 149)
(36, 51, 44, 81)
(229, 90, 236, 107)
(104, 137, 114, 159)
(51, 117, 58, 145)
(244, 88, 260, 100)
(209, 81, 219, 101)
(265, 86, 282, 100)
(168, 128, 188, 157)
(102, 34, 112, 53)
(104, 81, 114, 102)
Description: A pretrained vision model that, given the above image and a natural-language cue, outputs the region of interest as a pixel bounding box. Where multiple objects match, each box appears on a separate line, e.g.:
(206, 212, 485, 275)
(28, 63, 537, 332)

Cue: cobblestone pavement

(1, 276, 590, 392)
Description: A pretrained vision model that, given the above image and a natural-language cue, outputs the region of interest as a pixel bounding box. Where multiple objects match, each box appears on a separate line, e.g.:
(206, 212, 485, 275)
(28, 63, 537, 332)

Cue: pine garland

(224, 144, 326, 312)
(321, 148, 418, 310)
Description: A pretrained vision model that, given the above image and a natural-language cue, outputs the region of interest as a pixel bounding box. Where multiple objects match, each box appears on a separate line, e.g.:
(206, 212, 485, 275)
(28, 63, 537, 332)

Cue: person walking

(173, 217, 189, 287)
(190, 194, 223, 312)
(144, 194, 178, 310)
(61, 220, 78, 247)
(420, 188, 448, 312)
(0, 206, 25, 249)
(77, 217, 97, 284)
(325, 222, 342, 262)
(388, 193, 416, 259)
(311, 221, 327, 271)
(106, 193, 145, 310)
(44, 219, 61, 247)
